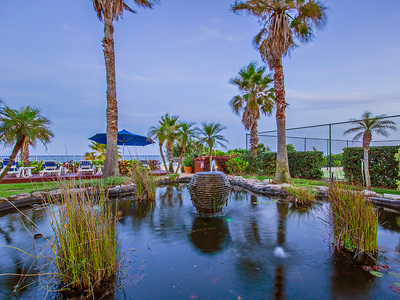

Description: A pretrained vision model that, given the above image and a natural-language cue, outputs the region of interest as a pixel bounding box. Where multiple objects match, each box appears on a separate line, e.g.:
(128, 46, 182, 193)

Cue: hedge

(257, 151, 324, 179)
(343, 146, 400, 189)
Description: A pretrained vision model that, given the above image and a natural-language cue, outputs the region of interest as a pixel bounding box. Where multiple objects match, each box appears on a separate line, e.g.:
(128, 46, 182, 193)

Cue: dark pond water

(1, 185, 400, 299)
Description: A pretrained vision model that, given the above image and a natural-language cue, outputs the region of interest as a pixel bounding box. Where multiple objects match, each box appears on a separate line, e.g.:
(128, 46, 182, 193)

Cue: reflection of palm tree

(274, 200, 289, 300)
(189, 217, 230, 254)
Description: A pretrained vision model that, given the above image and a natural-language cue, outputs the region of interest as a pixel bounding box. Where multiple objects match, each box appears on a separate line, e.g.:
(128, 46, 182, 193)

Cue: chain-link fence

(247, 114, 400, 180)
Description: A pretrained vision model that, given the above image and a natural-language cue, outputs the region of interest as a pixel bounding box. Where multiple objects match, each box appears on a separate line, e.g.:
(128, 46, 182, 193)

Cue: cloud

(63, 23, 70, 31)
(183, 23, 247, 44)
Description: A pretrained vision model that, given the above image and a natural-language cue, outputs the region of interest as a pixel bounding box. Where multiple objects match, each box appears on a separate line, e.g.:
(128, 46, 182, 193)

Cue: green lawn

(242, 175, 400, 195)
(0, 176, 132, 198)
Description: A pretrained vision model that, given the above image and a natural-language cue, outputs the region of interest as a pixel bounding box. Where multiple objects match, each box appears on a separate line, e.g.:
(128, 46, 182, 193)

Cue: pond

(1, 185, 400, 299)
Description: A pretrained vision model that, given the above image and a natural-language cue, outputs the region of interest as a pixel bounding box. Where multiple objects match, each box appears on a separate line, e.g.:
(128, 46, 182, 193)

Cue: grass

(242, 175, 400, 195)
(46, 182, 119, 297)
(285, 186, 317, 208)
(327, 182, 378, 258)
(131, 162, 156, 200)
(0, 176, 131, 198)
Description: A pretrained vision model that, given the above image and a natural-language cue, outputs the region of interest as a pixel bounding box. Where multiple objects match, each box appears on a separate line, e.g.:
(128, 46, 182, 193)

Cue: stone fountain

(189, 160, 230, 214)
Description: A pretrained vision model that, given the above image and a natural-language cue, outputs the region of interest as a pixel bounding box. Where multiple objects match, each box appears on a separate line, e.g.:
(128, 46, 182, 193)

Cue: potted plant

(183, 155, 194, 173)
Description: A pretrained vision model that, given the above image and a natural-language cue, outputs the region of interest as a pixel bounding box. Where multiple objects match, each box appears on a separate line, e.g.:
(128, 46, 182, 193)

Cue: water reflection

(189, 217, 230, 254)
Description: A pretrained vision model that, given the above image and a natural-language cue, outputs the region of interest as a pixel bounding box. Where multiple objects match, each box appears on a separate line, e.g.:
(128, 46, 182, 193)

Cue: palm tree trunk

(209, 148, 213, 171)
(364, 149, 371, 190)
(167, 143, 174, 173)
(176, 144, 186, 173)
(102, 15, 120, 178)
(159, 142, 168, 172)
(250, 122, 258, 156)
(0, 138, 24, 182)
(274, 60, 291, 183)
(21, 138, 30, 165)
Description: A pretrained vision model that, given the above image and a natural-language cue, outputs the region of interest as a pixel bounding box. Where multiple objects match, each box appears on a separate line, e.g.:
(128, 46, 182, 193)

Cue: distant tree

(233, 0, 327, 183)
(0, 106, 53, 182)
(229, 62, 274, 157)
(176, 122, 196, 172)
(92, 0, 158, 177)
(149, 113, 180, 173)
(197, 123, 228, 170)
(344, 111, 396, 190)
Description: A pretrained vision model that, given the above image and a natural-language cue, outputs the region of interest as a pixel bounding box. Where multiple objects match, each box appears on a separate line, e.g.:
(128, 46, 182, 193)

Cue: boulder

(32, 191, 48, 198)
(0, 197, 8, 203)
(8, 193, 31, 202)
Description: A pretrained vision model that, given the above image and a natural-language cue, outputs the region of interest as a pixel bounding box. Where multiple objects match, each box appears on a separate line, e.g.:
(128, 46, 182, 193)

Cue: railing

(0, 154, 163, 163)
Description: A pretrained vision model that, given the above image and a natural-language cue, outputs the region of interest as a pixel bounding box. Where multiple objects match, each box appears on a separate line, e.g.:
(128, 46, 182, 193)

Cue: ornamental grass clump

(46, 184, 119, 296)
(328, 182, 378, 258)
(131, 161, 156, 200)
(285, 186, 317, 208)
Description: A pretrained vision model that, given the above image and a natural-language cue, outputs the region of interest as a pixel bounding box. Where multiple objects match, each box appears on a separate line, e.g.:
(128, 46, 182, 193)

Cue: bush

(63, 160, 78, 173)
(19, 160, 44, 174)
(194, 156, 230, 173)
(256, 151, 323, 179)
(226, 155, 248, 175)
(285, 186, 317, 208)
(322, 153, 343, 167)
(343, 146, 399, 189)
(119, 160, 135, 176)
(288, 151, 324, 179)
(183, 154, 194, 168)
(148, 160, 161, 170)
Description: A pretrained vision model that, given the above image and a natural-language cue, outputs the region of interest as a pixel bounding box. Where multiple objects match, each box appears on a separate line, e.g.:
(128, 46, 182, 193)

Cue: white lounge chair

(1, 159, 23, 177)
(77, 160, 95, 175)
(40, 161, 64, 177)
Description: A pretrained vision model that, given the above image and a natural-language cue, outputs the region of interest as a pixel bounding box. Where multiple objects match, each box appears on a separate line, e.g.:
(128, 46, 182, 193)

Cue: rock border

(1, 175, 400, 213)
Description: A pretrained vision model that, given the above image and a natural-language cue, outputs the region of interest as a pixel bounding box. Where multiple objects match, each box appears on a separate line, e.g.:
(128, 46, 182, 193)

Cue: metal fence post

(246, 133, 248, 151)
(329, 124, 332, 180)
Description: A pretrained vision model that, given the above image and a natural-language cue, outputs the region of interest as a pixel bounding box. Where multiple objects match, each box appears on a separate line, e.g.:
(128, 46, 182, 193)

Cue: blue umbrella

(89, 129, 154, 158)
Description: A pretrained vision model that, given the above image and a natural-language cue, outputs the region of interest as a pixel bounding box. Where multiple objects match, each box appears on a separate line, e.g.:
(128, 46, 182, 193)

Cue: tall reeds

(131, 161, 157, 200)
(46, 183, 119, 295)
(328, 182, 378, 258)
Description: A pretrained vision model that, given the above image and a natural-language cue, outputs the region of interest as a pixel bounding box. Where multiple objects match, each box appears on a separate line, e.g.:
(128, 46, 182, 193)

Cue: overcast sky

(0, 0, 399, 156)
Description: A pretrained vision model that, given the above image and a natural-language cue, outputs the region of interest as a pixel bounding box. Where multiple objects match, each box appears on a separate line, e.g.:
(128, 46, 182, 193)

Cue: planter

(184, 166, 193, 173)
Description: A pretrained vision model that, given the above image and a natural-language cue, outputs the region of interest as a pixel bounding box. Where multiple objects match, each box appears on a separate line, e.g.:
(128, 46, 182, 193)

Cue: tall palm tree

(233, 0, 326, 183)
(229, 62, 274, 156)
(20, 137, 31, 165)
(197, 123, 228, 170)
(175, 121, 196, 172)
(92, 0, 157, 178)
(0, 106, 53, 182)
(344, 112, 396, 190)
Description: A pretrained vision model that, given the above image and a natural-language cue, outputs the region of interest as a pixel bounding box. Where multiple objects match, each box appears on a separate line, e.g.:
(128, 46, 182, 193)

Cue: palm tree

(197, 123, 228, 170)
(92, 0, 157, 178)
(344, 112, 396, 190)
(84, 141, 108, 160)
(20, 137, 31, 165)
(148, 122, 168, 172)
(233, 0, 326, 183)
(162, 114, 181, 173)
(175, 121, 196, 172)
(0, 106, 53, 182)
(229, 62, 274, 157)
(148, 113, 180, 173)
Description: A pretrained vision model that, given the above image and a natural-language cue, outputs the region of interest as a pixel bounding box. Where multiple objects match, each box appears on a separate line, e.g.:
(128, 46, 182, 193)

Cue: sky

(0, 0, 400, 157)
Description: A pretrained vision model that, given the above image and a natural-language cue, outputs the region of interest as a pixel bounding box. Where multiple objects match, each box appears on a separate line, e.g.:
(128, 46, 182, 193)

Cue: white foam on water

(273, 246, 288, 258)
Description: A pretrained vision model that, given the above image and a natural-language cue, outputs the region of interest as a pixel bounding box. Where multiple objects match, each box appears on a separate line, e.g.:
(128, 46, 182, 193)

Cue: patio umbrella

(88, 129, 154, 159)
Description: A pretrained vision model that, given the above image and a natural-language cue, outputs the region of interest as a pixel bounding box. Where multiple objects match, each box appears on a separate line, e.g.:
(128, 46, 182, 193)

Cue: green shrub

(22, 160, 44, 173)
(257, 151, 323, 179)
(322, 153, 343, 167)
(285, 186, 317, 208)
(343, 146, 399, 188)
(226, 155, 248, 175)
(183, 154, 194, 167)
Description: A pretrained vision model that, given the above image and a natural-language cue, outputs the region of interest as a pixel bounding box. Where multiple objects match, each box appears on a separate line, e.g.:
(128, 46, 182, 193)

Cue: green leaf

(370, 271, 383, 277)
(393, 282, 400, 288)
(389, 271, 400, 279)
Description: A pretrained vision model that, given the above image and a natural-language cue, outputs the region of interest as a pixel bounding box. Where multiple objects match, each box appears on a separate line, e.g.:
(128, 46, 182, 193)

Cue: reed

(131, 161, 157, 200)
(46, 182, 119, 296)
(285, 186, 317, 208)
(327, 182, 378, 258)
